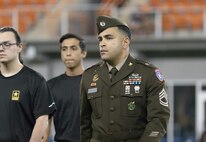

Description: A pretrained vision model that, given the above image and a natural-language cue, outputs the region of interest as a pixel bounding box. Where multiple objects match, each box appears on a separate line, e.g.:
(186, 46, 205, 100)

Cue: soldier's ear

(122, 37, 130, 49)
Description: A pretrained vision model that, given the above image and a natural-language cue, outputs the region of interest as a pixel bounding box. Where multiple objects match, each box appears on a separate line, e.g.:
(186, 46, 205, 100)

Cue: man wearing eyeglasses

(0, 27, 56, 142)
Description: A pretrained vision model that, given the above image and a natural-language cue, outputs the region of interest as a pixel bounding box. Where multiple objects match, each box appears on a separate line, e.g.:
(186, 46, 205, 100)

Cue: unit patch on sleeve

(159, 88, 168, 107)
(155, 69, 164, 82)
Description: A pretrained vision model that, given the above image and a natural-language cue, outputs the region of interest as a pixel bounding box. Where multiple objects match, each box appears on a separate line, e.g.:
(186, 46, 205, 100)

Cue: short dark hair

(0, 26, 23, 63)
(117, 25, 131, 40)
(59, 33, 86, 51)
(0, 26, 22, 44)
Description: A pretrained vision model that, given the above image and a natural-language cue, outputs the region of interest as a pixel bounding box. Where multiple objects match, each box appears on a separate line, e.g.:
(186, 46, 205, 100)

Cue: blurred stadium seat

(18, 10, 37, 33)
(0, 13, 12, 27)
(162, 12, 175, 32)
(0, 0, 205, 38)
(97, 0, 127, 15)
(148, 0, 205, 33)
(0, 0, 57, 33)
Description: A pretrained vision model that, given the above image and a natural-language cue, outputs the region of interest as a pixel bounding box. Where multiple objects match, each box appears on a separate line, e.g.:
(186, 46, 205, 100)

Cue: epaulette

(135, 59, 156, 69)
(135, 59, 165, 82)
(84, 61, 103, 71)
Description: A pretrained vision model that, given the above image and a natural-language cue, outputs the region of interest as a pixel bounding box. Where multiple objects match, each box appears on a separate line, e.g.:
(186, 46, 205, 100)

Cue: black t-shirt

(47, 74, 82, 142)
(0, 66, 56, 142)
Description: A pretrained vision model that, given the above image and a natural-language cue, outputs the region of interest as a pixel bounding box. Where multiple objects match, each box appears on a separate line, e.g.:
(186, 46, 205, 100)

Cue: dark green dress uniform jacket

(80, 55, 170, 142)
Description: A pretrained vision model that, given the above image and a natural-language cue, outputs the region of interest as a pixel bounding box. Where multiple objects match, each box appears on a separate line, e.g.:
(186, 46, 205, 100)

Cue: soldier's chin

(102, 58, 112, 64)
(101, 58, 108, 62)
(100, 55, 108, 60)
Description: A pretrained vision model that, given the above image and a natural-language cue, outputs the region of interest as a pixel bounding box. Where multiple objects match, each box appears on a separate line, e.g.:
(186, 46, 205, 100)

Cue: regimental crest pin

(90, 82, 96, 87)
(128, 62, 133, 66)
(93, 74, 99, 82)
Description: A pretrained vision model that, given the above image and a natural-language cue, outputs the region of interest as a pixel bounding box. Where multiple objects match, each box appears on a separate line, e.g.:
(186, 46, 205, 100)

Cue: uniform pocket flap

(121, 93, 143, 97)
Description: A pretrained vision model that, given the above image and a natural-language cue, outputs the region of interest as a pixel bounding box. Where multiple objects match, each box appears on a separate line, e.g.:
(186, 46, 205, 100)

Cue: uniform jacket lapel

(111, 55, 135, 85)
(97, 62, 111, 86)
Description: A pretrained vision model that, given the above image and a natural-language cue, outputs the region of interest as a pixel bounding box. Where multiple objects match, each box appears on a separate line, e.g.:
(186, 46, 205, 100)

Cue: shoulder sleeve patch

(155, 69, 164, 82)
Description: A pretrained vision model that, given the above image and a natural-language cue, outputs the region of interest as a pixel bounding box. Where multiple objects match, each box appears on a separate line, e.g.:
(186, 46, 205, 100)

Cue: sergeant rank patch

(159, 88, 168, 107)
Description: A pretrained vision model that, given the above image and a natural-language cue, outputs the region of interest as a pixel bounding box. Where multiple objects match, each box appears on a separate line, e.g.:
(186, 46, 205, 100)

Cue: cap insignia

(100, 21, 106, 27)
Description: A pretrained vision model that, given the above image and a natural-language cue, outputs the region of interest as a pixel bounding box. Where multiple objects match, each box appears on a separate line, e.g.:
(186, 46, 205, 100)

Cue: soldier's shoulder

(134, 59, 156, 69)
(84, 61, 103, 72)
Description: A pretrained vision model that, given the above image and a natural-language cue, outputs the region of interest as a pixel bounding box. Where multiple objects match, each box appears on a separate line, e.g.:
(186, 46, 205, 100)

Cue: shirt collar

(106, 55, 128, 72)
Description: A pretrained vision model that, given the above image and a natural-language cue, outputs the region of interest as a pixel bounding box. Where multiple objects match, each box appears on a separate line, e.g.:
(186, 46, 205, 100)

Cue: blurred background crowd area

(1, 0, 206, 39)
(1, 1, 206, 142)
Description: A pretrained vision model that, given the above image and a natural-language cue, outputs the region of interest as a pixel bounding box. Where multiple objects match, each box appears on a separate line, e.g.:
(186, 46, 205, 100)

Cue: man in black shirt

(47, 33, 87, 142)
(0, 27, 56, 142)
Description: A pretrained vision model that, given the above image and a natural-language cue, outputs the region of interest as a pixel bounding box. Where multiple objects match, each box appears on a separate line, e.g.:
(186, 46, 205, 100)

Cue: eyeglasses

(0, 42, 18, 50)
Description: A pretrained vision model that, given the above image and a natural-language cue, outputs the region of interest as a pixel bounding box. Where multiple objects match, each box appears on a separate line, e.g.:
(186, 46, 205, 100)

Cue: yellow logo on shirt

(11, 90, 20, 101)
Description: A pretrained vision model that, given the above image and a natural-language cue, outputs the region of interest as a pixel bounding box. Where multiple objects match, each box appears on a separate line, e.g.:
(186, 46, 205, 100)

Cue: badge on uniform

(149, 131, 159, 137)
(90, 82, 96, 87)
(155, 69, 164, 82)
(128, 101, 136, 111)
(123, 73, 142, 85)
(134, 86, 140, 93)
(125, 85, 130, 94)
(11, 90, 20, 101)
(88, 88, 97, 94)
(159, 88, 168, 107)
(93, 74, 99, 82)
(128, 62, 133, 66)
(131, 73, 139, 78)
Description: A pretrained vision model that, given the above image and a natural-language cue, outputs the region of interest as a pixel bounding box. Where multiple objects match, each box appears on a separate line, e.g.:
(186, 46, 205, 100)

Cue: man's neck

(65, 66, 84, 76)
(0, 61, 23, 77)
(107, 54, 129, 70)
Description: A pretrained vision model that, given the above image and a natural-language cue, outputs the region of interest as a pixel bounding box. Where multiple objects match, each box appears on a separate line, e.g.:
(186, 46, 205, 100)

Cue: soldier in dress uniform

(80, 15, 170, 142)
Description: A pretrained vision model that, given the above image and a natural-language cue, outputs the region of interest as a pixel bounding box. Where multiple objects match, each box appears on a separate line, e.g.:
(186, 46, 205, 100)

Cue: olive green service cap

(96, 15, 129, 34)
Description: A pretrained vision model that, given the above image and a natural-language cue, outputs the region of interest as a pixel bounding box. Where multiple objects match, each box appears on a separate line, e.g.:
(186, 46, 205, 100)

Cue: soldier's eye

(98, 37, 102, 42)
(71, 46, 78, 50)
(61, 47, 67, 51)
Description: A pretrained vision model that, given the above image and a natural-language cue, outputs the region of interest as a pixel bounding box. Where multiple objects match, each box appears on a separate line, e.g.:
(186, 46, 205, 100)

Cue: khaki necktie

(110, 67, 118, 81)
